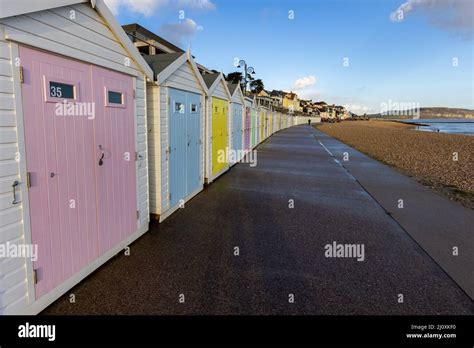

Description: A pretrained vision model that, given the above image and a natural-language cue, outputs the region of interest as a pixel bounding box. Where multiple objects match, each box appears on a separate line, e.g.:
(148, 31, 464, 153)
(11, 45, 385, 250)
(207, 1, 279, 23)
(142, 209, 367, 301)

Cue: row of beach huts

(0, 0, 318, 314)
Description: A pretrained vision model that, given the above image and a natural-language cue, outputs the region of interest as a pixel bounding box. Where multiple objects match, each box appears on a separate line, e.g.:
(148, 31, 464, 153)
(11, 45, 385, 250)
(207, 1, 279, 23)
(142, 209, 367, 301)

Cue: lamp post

(237, 59, 255, 93)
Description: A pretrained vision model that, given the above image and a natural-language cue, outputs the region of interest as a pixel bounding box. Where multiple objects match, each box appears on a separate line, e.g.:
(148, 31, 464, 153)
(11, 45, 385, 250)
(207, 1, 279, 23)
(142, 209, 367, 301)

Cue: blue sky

(109, 0, 474, 113)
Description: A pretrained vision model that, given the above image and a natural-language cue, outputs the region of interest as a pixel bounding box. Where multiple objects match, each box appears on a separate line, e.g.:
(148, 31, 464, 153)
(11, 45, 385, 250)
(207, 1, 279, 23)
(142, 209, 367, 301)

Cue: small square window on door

(175, 102, 185, 114)
(190, 103, 197, 113)
(44, 76, 78, 103)
(105, 87, 126, 108)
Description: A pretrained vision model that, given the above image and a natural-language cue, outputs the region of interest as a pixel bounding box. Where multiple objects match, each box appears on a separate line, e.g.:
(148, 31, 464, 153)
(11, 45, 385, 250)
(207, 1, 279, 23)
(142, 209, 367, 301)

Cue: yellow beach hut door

(211, 97, 228, 176)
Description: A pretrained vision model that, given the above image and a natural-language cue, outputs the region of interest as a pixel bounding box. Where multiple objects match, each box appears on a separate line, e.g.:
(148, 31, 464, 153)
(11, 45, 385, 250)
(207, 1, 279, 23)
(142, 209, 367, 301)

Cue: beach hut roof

(270, 90, 286, 97)
(144, 52, 185, 75)
(202, 72, 231, 99)
(0, 0, 153, 80)
(202, 73, 220, 88)
(227, 83, 240, 95)
(144, 51, 209, 93)
(227, 83, 245, 104)
(122, 23, 184, 53)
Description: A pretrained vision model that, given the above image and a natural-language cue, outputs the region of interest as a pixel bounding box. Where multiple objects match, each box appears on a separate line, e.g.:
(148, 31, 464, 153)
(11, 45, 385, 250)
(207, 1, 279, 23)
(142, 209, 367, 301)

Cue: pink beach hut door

(19, 46, 99, 298)
(91, 66, 137, 254)
(20, 46, 137, 300)
(244, 107, 251, 151)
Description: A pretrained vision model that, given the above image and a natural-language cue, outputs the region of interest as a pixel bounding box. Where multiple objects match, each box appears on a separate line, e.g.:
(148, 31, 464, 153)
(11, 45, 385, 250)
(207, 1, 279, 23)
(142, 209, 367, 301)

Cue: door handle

(12, 180, 19, 205)
(98, 145, 105, 166)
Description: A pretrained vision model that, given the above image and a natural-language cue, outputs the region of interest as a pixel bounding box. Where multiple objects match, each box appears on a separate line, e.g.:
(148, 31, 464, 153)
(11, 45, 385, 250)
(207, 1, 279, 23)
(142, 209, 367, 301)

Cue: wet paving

(44, 125, 474, 315)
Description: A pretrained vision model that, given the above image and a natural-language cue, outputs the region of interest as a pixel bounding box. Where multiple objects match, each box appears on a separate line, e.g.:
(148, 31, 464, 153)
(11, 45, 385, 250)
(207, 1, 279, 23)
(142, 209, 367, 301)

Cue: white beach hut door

(19, 46, 99, 299)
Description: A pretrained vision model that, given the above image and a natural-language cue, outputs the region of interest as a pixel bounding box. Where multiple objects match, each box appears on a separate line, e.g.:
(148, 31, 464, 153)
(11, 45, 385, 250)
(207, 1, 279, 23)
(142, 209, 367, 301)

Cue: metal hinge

(136, 210, 139, 220)
(33, 269, 38, 284)
(26, 172, 31, 188)
(168, 192, 171, 201)
(19, 65, 24, 83)
(135, 152, 138, 161)
(133, 89, 136, 99)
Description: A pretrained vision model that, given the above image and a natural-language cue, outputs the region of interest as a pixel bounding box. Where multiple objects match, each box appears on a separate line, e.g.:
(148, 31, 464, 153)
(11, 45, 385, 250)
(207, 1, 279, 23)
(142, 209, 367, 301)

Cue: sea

(401, 119, 474, 136)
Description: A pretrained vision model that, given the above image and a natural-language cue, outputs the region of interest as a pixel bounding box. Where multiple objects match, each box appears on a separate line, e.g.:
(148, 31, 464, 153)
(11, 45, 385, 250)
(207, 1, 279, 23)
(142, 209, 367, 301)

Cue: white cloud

(293, 75, 316, 90)
(104, 0, 120, 15)
(104, 0, 215, 16)
(390, 0, 474, 39)
(343, 103, 374, 114)
(160, 18, 204, 45)
(176, 0, 216, 10)
(104, 0, 167, 16)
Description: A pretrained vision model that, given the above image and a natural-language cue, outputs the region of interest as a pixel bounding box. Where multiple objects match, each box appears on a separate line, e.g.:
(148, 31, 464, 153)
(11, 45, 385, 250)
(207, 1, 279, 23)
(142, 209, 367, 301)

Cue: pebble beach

(316, 120, 474, 209)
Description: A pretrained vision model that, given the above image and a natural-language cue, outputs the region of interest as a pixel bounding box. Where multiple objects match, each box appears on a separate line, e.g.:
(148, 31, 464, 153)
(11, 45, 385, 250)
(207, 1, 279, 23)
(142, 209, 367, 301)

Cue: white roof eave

(209, 74, 231, 100)
(0, 0, 88, 19)
(0, 0, 154, 80)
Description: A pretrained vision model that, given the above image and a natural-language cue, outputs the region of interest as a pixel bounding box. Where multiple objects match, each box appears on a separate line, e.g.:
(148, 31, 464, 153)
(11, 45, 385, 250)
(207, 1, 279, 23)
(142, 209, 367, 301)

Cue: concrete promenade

(44, 125, 474, 315)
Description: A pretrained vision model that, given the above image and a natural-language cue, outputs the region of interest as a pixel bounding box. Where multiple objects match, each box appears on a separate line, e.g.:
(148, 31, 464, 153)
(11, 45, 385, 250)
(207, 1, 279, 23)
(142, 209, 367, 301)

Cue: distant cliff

(368, 107, 474, 119)
(419, 107, 474, 118)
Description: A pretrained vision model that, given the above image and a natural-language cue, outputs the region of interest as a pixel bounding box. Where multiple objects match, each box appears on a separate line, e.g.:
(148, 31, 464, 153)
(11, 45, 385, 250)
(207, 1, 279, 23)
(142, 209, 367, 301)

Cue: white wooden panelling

(0, 34, 24, 315)
(231, 86, 244, 104)
(136, 75, 149, 227)
(0, 0, 87, 19)
(0, 3, 142, 77)
(147, 83, 161, 215)
(213, 79, 228, 100)
(0, 76, 13, 93)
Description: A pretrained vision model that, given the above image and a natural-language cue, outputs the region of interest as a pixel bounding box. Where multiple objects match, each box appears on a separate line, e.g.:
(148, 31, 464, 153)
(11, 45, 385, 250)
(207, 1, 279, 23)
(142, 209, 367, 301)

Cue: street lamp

(237, 59, 255, 93)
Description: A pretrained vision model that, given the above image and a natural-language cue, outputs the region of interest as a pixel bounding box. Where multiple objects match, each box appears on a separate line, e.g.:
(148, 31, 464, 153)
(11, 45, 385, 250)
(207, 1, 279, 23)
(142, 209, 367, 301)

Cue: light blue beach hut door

(232, 103, 243, 156)
(169, 88, 201, 209)
(169, 88, 187, 208)
(186, 92, 201, 197)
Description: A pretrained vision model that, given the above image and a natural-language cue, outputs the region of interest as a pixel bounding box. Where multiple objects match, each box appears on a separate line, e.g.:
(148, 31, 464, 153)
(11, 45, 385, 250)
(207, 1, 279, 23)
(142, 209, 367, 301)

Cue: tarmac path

(44, 125, 474, 315)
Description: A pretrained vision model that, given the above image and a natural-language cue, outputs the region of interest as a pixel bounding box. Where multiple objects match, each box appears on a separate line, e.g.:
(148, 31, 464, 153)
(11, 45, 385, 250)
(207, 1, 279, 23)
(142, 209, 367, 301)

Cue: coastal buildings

(256, 90, 274, 110)
(270, 90, 285, 107)
(283, 92, 300, 113)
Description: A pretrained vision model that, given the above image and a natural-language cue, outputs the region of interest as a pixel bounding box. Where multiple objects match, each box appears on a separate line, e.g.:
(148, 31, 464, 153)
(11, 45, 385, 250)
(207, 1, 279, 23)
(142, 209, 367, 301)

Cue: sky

(108, 0, 474, 114)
